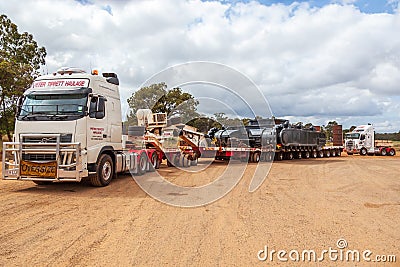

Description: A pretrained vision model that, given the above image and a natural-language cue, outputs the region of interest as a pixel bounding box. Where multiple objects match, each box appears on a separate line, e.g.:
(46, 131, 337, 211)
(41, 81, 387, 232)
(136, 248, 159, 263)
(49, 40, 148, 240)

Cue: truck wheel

(389, 148, 396, 156)
(318, 150, 324, 158)
(149, 152, 158, 172)
(275, 152, 283, 161)
(138, 152, 148, 175)
(381, 148, 387, 156)
(91, 154, 113, 186)
(331, 150, 336, 157)
(286, 152, 294, 160)
(360, 148, 367, 156)
(336, 149, 341, 156)
(297, 152, 302, 159)
(303, 151, 310, 159)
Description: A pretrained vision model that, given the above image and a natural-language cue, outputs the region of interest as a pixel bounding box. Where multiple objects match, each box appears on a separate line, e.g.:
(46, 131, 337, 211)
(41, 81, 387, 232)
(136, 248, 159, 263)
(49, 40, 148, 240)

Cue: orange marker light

(92, 69, 99, 75)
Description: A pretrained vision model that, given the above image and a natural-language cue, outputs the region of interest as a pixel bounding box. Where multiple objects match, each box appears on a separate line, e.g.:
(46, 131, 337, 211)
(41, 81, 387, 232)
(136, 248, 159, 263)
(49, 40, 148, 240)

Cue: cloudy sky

(1, 0, 400, 132)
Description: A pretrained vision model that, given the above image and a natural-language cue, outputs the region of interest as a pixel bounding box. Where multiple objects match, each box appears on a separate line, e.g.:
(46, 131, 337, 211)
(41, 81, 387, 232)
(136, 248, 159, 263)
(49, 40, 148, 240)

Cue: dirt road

(1, 155, 399, 266)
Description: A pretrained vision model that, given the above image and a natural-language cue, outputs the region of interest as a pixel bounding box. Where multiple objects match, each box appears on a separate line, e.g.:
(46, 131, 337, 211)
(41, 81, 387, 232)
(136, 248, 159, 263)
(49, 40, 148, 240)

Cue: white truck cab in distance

(344, 124, 396, 156)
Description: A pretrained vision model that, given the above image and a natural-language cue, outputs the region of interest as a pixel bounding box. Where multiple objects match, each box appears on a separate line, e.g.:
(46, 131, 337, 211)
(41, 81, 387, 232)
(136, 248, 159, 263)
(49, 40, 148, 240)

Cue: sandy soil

(0, 155, 399, 266)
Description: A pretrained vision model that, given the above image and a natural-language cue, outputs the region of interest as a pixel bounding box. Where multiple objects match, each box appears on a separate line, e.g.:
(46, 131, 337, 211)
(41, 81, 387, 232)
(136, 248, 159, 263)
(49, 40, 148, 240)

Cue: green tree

(0, 14, 46, 140)
(127, 82, 199, 125)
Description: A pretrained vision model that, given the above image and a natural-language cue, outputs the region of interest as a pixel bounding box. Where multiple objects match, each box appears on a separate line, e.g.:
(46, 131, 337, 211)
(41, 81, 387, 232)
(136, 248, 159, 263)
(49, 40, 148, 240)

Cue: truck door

(87, 95, 109, 163)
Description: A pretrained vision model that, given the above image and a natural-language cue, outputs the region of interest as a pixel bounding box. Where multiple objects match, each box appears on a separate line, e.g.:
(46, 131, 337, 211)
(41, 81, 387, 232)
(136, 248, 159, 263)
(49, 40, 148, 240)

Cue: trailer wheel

(267, 152, 274, 162)
(389, 148, 396, 156)
(360, 148, 367, 156)
(312, 150, 318, 158)
(297, 152, 302, 159)
(287, 152, 294, 160)
(252, 152, 260, 163)
(190, 157, 198, 166)
(171, 154, 180, 167)
(91, 154, 114, 186)
(318, 150, 324, 158)
(336, 149, 341, 156)
(380, 148, 387, 156)
(331, 150, 336, 157)
(303, 151, 310, 159)
(275, 152, 283, 161)
(181, 155, 190, 167)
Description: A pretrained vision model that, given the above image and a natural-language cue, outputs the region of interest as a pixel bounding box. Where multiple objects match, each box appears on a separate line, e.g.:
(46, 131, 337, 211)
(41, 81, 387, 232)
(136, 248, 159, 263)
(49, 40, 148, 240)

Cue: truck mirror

(360, 134, 365, 140)
(95, 97, 106, 119)
(89, 97, 97, 118)
(16, 96, 24, 117)
(89, 96, 106, 119)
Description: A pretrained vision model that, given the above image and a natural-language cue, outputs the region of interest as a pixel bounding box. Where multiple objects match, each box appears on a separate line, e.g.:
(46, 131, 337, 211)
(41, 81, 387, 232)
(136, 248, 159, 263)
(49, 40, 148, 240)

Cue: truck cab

(2, 67, 128, 186)
(344, 124, 375, 155)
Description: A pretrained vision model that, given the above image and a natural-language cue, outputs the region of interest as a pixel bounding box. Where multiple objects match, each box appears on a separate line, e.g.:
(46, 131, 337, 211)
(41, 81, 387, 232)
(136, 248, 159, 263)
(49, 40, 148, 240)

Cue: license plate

(20, 160, 57, 178)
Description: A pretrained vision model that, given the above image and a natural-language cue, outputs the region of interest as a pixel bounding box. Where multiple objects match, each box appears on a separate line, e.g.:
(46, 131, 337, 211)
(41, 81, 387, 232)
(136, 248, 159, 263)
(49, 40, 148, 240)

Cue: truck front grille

(22, 154, 56, 161)
(22, 134, 72, 143)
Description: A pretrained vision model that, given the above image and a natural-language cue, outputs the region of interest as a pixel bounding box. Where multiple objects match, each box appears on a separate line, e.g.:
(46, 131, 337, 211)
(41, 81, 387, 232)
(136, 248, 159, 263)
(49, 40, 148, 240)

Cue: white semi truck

(344, 124, 396, 156)
(1, 67, 161, 186)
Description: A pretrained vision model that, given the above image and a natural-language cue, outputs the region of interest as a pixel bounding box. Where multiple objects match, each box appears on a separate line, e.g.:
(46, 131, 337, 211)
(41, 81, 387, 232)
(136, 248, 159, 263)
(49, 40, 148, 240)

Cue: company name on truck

(32, 79, 89, 88)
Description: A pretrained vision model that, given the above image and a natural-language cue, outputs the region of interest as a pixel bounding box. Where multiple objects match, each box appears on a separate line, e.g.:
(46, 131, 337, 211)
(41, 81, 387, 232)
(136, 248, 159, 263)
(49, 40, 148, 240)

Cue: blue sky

(217, 0, 399, 13)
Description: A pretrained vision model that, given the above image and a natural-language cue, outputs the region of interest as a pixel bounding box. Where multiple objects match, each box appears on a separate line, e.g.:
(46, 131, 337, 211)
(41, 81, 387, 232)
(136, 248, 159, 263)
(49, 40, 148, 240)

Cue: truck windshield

(345, 133, 360, 140)
(18, 93, 88, 121)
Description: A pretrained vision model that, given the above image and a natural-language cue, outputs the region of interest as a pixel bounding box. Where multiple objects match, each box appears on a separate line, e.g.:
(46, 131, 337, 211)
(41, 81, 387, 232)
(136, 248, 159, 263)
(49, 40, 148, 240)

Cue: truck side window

(89, 96, 106, 119)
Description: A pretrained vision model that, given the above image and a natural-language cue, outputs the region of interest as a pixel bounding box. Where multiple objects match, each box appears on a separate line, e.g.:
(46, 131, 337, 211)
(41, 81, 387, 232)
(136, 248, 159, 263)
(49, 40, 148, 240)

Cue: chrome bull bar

(2, 134, 85, 182)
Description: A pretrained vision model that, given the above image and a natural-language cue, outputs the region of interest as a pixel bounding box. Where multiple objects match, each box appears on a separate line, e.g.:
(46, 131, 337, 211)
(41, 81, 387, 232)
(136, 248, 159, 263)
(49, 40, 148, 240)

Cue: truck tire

(303, 151, 310, 159)
(318, 150, 324, 158)
(286, 152, 294, 160)
(138, 152, 148, 175)
(336, 149, 341, 156)
(297, 152, 302, 159)
(331, 150, 336, 157)
(381, 148, 387, 156)
(149, 152, 158, 172)
(91, 154, 113, 187)
(360, 148, 367, 156)
(389, 148, 396, 156)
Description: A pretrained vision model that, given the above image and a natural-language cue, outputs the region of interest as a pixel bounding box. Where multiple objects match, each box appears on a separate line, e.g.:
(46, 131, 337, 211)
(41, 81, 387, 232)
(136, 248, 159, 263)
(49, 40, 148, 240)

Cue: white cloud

(1, 0, 400, 131)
